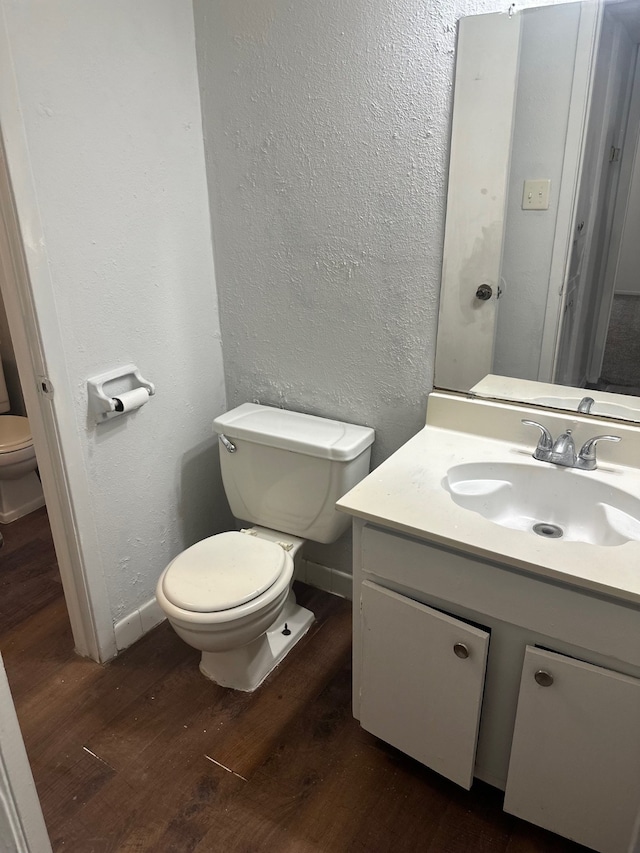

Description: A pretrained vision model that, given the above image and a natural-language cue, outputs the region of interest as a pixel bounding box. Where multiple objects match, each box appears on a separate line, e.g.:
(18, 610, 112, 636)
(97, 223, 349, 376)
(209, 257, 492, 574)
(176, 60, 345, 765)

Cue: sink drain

(532, 522, 564, 539)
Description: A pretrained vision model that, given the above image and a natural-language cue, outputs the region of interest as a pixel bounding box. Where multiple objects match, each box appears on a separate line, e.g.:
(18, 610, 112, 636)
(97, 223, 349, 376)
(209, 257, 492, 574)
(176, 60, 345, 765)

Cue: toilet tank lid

(213, 403, 374, 461)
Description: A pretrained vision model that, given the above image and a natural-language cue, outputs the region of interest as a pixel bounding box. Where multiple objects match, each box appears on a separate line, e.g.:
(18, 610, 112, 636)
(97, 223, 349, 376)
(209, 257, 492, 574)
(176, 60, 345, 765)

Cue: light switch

(522, 179, 551, 210)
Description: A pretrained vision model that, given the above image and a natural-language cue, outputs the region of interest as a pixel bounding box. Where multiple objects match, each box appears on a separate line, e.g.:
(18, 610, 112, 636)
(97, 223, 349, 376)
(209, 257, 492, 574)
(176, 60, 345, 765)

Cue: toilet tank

(213, 403, 374, 544)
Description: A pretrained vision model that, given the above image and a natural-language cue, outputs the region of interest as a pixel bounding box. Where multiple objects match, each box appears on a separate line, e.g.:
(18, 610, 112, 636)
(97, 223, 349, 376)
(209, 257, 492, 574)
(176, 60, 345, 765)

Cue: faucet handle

(521, 420, 553, 458)
(576, 434, 621, 470)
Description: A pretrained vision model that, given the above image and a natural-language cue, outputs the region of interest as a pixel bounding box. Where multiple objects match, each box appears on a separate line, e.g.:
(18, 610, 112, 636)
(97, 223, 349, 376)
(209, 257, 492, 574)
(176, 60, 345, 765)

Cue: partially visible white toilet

(0, 359, 43, 523)
(156, 403, 374, 692)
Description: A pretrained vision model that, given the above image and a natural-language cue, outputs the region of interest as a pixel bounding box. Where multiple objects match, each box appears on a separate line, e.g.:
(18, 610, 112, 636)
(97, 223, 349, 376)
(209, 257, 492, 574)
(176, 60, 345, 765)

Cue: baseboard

(114, 596, 165, 652)
(0, 493, 45, 523)
(296, 559, 353, 601)
(0, 470, 45, 524)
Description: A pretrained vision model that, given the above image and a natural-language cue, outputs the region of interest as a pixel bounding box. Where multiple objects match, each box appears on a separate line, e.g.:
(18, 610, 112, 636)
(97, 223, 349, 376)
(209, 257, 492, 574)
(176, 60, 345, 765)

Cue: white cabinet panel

(359, 581, 489, 789)
(504, 646, 640, 853)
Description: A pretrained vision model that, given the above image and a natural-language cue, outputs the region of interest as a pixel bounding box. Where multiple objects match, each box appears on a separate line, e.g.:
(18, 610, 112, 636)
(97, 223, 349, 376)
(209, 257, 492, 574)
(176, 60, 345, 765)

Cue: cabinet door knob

(534, 670, 554, 687)
(453, 642, 469, 659)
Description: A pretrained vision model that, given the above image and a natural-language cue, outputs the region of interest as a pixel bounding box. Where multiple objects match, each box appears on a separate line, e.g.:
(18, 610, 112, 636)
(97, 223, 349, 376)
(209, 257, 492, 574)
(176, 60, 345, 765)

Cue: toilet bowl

(156, 403, 375, 692)
(0, 415, 44, 523)
(156, 528, 313, 691)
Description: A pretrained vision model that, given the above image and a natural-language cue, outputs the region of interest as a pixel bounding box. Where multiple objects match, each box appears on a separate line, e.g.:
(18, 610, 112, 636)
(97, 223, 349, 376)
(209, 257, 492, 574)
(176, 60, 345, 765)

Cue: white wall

(1, 1, 230, 640)
(0, 0, 576, 633)
(194, 0, 571, 572)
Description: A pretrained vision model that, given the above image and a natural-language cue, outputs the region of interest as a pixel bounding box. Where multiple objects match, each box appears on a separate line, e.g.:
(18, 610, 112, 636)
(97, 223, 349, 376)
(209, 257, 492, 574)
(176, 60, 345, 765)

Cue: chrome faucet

(578, 396, 595, 414)
(548, 428, 577, 467)
(522, 420, 620, 470)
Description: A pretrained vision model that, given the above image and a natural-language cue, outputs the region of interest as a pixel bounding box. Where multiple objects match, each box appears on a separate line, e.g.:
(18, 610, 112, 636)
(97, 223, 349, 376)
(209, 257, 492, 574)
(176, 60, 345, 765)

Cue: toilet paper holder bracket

(88, 364, 155, 423)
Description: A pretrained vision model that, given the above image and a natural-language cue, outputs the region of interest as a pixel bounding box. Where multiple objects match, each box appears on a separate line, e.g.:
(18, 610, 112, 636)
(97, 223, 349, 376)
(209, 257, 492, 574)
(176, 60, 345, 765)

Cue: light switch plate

(522, 179, 551, 210)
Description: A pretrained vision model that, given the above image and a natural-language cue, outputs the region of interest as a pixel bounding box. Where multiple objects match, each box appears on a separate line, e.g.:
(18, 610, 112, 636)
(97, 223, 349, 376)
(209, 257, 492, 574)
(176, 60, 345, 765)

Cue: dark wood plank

(191, 665, 449, 853)
(49, 587, 351, 851)
(1, 509, 588, 852)
(0, 506, 54, 556)
(36, 746, 117, 838)
(0, 508, 61, 636)
(506, 818, 589, 853)
(204, 605, 353, 780)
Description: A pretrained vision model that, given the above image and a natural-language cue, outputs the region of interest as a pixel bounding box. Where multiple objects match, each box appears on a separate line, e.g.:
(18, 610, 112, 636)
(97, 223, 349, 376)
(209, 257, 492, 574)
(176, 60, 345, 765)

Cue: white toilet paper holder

(88, 364, 155, 423)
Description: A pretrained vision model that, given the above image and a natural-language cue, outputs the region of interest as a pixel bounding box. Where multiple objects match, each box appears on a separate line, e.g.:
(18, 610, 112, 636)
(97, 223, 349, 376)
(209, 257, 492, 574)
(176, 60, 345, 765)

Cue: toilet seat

(161, 531, 289, 613)
(0, 416, 32, 453)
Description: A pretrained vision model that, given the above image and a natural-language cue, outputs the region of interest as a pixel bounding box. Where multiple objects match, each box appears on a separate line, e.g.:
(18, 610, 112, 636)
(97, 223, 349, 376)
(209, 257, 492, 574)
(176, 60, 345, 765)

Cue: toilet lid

(0, 416, 32, 452)
(161, 531, 288, 613)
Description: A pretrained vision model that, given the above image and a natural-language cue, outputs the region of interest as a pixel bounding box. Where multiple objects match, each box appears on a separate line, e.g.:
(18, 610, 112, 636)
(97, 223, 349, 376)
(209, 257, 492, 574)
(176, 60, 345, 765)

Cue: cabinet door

(504, 646, 640, 853)
(359, 580, 490, 789)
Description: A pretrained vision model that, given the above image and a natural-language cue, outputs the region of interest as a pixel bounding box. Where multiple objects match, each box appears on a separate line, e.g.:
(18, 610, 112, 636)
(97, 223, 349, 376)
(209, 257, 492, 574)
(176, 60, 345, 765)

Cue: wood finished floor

(0, 509, 587, 852)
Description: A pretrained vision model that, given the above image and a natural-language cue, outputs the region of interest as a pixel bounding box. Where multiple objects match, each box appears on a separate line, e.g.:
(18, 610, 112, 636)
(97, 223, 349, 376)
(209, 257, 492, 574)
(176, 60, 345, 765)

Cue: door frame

(0, 7, 114, 662)
(0, 655, 51, 852)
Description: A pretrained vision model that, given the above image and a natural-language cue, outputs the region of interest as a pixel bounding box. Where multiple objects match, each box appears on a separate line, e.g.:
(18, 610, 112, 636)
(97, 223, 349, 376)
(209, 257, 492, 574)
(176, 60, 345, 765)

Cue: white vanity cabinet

(505, 646, 640, 852)
(360, 580, 489, 788)
(353, 523, 640, 853)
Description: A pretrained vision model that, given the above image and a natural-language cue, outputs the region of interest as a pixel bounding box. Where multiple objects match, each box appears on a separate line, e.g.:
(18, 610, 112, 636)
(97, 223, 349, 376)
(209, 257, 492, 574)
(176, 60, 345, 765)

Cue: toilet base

(0, 471, 45, 523)
(199, 593, 314, 692)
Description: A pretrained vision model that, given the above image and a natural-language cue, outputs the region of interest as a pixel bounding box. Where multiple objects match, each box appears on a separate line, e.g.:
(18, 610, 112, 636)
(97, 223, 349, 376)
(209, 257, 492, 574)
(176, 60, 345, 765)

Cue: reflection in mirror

(435, 0, 640, 423)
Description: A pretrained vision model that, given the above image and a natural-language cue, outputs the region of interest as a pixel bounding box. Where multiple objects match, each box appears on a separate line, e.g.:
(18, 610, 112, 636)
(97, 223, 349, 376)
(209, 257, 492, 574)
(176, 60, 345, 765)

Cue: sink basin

(444, 462, 640, 546)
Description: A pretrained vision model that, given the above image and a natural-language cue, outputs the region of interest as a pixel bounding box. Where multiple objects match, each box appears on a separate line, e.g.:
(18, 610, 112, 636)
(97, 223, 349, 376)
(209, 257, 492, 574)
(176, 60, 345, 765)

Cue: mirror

(435, 0, 640, 422)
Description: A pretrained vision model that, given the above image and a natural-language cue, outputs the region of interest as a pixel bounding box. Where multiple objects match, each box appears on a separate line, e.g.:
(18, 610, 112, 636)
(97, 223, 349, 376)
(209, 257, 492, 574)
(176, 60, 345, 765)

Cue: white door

(0, 655, 51, 853)
(359, 581, 490, 789)
(504, 646, 640, 853)
(434, 12, 520, 391)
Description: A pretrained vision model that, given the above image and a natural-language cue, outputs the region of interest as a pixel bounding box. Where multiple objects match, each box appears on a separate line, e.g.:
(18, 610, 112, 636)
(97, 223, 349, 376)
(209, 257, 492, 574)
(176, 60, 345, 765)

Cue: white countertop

(470, 374, 640, 423)
(337, 423, 640, 607)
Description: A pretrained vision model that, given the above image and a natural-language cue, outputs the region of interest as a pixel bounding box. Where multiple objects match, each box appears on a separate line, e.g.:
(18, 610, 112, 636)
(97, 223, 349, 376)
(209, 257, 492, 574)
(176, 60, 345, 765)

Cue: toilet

(156, 403, 374, 692)
(0, 358, 44, 523)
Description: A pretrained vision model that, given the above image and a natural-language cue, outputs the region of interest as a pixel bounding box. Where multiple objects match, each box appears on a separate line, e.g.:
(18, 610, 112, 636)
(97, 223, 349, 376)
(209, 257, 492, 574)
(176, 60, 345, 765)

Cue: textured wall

(3, 0, 231, 623)
(194, 0, 564, 571)
(2, 0, 574, 626)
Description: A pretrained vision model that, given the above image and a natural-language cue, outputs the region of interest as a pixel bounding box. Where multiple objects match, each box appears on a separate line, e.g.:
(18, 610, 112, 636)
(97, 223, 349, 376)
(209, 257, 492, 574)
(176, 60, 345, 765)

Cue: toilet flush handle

(218, 434, 237, 453)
